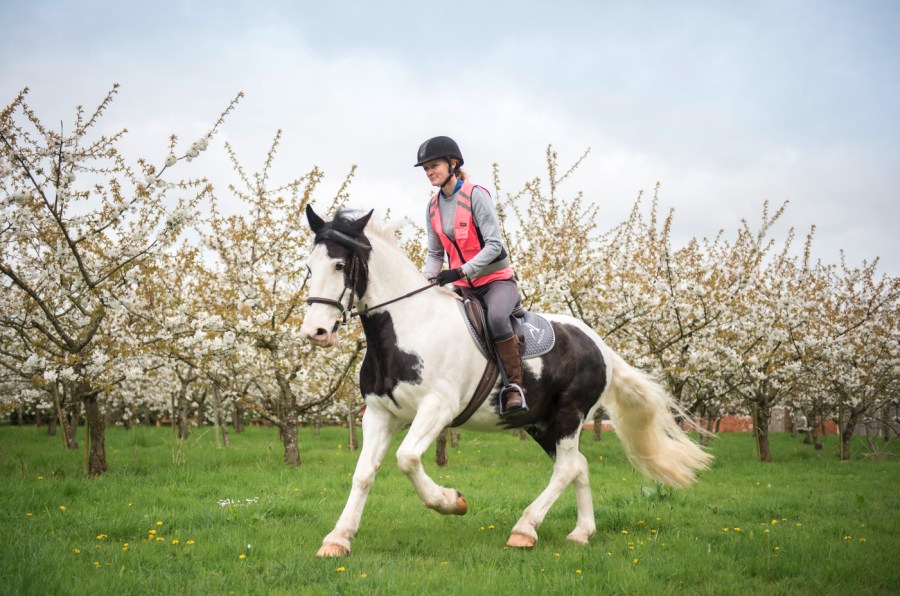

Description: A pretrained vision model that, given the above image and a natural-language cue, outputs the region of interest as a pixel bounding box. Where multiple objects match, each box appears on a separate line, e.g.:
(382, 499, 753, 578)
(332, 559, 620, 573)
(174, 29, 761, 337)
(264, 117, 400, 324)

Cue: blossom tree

(0, 85, 240, 475)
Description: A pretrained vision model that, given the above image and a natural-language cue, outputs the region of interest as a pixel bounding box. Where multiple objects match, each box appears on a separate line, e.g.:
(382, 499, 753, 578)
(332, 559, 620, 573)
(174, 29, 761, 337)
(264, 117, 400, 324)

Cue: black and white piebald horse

(300, 206, 712, 557)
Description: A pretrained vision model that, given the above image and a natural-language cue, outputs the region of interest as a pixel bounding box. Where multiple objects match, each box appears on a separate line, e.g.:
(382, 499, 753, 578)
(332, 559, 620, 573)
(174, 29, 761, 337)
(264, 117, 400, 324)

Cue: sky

(2, 0, 898, 274)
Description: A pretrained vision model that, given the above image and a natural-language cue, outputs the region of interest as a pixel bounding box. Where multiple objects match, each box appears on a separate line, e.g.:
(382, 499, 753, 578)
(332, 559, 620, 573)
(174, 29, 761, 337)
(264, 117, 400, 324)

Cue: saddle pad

(456, 301, 556, 360)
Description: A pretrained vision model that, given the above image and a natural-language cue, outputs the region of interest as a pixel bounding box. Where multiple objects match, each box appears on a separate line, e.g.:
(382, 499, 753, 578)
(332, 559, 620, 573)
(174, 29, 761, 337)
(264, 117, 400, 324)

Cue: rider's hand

(434, 268, 464, 285)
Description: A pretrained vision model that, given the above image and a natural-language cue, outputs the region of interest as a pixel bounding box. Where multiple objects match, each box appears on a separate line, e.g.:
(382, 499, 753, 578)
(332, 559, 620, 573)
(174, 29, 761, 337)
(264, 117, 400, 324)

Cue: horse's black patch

(359, 311, 423, 403)
(502, 322, 606, 459)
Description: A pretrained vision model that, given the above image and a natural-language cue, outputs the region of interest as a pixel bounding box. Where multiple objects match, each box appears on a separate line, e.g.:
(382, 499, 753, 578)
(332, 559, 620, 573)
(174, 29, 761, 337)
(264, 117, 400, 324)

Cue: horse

(299, 206, 712, 557)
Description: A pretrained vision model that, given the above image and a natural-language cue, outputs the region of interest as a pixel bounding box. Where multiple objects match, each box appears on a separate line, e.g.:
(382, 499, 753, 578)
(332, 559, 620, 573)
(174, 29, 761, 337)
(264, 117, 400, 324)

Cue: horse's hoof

(565, 529, 591, 545)
(454, 492, 468, 516)
(506, 532, 536, 548)
(316, 543, 349, 557)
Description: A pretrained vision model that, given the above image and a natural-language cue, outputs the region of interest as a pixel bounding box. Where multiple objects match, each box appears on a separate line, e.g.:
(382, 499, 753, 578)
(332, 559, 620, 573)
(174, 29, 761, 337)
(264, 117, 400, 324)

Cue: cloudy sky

(2, 0, 898, 274)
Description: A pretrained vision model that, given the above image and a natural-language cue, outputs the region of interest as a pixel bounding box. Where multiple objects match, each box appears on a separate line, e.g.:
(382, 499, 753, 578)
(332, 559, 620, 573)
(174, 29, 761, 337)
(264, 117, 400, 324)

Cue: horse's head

(300, 205, 373, 347)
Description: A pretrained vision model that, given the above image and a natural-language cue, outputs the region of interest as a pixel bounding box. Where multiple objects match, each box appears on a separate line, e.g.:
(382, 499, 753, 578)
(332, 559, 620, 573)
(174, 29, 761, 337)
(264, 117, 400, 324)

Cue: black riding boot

(494, 336, 527, 416)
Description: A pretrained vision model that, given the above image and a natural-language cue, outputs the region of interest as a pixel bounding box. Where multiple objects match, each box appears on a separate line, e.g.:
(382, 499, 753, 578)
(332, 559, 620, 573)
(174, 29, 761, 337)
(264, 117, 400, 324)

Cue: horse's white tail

(601, 349, 713, 488)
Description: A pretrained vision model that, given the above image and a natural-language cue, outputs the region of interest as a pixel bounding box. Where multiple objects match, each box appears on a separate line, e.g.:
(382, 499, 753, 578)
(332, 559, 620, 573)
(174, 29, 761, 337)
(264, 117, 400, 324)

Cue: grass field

(1, 424, 897, 595)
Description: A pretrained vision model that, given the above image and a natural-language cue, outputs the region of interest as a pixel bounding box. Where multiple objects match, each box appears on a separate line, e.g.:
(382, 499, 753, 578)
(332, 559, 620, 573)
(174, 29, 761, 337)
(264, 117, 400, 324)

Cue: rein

(306, 251, 439, 331)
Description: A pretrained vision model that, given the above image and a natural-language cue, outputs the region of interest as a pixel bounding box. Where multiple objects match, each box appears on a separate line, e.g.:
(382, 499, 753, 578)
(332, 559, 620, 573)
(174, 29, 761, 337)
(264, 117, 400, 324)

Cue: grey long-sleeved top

(422, 184, 512, 280)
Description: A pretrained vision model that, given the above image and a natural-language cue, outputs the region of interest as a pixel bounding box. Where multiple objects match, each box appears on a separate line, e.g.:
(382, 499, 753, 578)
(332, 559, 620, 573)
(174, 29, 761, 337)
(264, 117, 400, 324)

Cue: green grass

(1, 425, 897, 595)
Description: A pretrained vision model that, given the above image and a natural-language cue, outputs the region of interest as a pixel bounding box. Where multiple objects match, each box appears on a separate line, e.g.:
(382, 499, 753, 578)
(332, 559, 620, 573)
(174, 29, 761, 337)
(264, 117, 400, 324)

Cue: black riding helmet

(414, 136, 464, 168)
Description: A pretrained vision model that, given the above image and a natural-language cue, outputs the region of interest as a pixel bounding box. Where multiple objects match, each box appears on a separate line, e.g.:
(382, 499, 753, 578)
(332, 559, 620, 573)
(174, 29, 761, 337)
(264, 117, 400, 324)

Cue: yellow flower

(633, 558, 639, 565)
(734, 528, 742, 532)
(73, 549, 81, 554)
(26, 513, 32, 517)
(156, 521, 163, 526)
(187, 540, 195, 545)
(336, 566, 346, 572)
(621, 529, 629, 535)
(360, 573, 368, 578)
(171, 539, 179, 545)
(554, 553, 561, 557)
(239, 554, 246, 559)
(96, 534, 107, 540)
(156, 537, 164, 542)
(575, 569, 583, 574)
(488, 525, 495, 529)
(723, 528, 729, 532)
(59, 506, 66, 511)
(128, 503, 133, 507)
(771, 519, 778, 525)
(123, 543, 129, 550)
(37, 476, 43, 481)
(440, 561, 449, 566)
(859, 538, 866, 543)
(149, 529, 156, 536)
(650, 529, 657, 534)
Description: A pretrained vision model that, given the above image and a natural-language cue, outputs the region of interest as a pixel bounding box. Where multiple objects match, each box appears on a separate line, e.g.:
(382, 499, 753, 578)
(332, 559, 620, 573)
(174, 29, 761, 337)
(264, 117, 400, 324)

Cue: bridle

(305, 241, 439, 333)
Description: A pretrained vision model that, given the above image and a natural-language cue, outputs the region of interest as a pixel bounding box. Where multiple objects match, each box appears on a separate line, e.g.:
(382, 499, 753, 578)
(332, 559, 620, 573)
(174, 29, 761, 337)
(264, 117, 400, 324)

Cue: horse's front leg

(317, 406, 401, 557)
(395, 397, 468, 515)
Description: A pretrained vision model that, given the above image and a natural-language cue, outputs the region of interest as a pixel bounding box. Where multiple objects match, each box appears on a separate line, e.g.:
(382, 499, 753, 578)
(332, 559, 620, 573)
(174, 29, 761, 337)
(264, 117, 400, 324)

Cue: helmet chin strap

(440, 158, 457, 192)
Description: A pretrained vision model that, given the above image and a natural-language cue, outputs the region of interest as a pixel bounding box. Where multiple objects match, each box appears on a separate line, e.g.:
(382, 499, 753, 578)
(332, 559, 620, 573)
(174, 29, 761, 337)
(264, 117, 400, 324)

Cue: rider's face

(422, 159, 454, 187)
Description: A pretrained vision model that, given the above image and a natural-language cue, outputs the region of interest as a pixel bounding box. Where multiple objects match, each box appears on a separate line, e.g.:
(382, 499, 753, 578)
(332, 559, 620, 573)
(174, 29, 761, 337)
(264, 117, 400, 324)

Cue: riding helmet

(414, 136, 464, 168)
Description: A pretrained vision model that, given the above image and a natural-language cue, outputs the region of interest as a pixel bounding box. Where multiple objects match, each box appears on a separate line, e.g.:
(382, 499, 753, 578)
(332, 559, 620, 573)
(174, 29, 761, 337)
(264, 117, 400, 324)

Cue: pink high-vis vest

(429, 182, 514, 288)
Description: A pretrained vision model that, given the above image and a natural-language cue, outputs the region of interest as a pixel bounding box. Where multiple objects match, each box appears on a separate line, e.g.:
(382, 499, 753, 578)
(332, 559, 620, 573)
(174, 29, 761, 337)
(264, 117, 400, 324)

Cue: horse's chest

(359, 312, 424, 401)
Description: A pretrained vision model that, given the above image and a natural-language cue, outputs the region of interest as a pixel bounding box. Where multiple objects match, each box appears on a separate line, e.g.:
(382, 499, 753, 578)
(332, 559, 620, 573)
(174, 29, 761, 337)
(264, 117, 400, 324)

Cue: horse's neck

(360, 233, 460, 332)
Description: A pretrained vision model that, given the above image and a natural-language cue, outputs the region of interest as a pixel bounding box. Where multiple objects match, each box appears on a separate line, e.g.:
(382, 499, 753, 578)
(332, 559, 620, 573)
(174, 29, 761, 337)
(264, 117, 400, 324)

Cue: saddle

(449, 290, 555, 427)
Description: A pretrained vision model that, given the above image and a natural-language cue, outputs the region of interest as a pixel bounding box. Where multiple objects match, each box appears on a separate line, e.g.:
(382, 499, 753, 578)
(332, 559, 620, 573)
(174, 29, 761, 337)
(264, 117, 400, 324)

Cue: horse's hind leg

(395, 398, 468, 515)
(317, 406, 402, 557)
(507, 433, 595, 548)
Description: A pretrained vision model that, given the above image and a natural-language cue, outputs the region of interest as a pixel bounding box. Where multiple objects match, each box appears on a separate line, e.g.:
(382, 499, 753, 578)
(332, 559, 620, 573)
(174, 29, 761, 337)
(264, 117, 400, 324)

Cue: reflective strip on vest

(429, 182, 514, 288)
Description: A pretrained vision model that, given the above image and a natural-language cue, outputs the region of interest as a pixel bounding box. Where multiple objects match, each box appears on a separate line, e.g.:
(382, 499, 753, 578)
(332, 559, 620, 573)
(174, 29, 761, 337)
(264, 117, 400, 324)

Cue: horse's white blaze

(299, 244, 348, 345)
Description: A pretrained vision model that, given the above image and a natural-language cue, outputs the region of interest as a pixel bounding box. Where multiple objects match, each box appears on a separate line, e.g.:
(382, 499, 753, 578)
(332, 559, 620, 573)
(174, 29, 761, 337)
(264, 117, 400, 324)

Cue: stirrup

(500, 384, 528, 417)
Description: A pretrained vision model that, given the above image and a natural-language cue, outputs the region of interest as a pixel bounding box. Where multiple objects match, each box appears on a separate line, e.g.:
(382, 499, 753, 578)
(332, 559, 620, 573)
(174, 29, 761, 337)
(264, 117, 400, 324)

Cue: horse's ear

(349, 209, 374, 234)
(306, 204, 325, 235)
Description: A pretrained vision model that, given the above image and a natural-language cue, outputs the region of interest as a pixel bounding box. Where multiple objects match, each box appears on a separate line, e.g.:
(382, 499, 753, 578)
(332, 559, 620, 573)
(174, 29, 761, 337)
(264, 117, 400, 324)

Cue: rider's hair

(450, 158, 468, 182)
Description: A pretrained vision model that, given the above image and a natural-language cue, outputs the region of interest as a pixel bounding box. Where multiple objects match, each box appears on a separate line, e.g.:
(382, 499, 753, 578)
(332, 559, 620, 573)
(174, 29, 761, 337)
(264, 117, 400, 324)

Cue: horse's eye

(335, 261, 345, 271)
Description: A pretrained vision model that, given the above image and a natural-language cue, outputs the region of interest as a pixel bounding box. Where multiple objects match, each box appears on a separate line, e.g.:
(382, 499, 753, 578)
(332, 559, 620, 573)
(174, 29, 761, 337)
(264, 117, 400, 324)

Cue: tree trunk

(83, 392, 107, 476)
(841, 408, 861, 461)
(751, 399, 773, 462)
(47, 410, 58, 436)
(282, 421, 300, 467)
(813, 423, 823, 450)
(348, 409, 359, 451)
(435, 427, 448, 467)
(233, 403, 245, 433)
(593, 408, 603, 441)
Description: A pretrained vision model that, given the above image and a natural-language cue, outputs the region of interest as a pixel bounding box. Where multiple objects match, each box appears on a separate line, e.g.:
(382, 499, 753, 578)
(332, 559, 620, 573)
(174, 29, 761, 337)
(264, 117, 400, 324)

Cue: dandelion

(336, 566, 346, 572)
(171, 539, 179, 545)
(795, 522, 801, 527)
(859, 538, 866, 543)
(576, 569, 583, 574)
(149, 530, 157, 536)
(771, 519, 778, 525)
(128, 503, 133, 508)
(96, 534, 107, 540)
(239, 554, 246, 560)
(156, 520, 163, 526)
(73, 549, 81, 554)
(774, 546, 781, 551)
(93, 561, 100, 568)
(734, 528, 741, 532)
(440, 561, 448, 566)
(187, 540, 195, 545)
(26, 513, 32, 517)
(156, 537, 164, 542)
(554, 553, 561, 557)
(59, 506, 66, 511)
(123, 543, 129, 550)
(633, 558, 639, 565)
(650, 529, 657, 534)
(843, 535, 853, 541)
(621, 529, 629, 535)
(607, 551, 612, 556)
(723, 528, 729, 532)
(37, 476, 43, 480)
(488, 525, 495, 529)
(360, 573, 368, 578)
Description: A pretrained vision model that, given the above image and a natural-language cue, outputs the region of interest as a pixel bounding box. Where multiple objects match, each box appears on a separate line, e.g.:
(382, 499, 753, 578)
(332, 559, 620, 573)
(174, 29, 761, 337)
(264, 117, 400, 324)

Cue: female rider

(415, 136, 526, 416)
